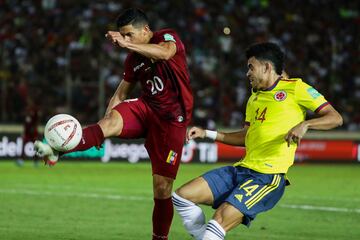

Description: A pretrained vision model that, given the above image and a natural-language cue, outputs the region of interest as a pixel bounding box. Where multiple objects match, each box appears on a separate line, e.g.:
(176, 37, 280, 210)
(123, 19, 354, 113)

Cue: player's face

(246, 57, 268, 90)
(119, 24, 150, 44)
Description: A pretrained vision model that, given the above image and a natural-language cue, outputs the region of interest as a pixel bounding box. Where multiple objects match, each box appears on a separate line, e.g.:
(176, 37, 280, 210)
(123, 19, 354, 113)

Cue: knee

(98, 111, 123, 137)
(175, 187, 188, 199)
(154, 180, 173, 199)
(175, 186, 201, 204)
(172, 190, 190, 205)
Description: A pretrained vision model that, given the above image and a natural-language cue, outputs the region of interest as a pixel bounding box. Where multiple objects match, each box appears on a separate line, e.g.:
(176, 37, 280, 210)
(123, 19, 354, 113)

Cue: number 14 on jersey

(255, 107, 267, 123)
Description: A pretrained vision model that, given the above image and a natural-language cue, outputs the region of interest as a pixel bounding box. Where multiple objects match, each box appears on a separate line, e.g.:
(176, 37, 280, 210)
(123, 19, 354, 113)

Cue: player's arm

(285, 104, 343, 146)
(105, 80, 135, 115)
(125, 41, 176, 61)
(187, 126, 249, 146)
(106, 31, 176, 60)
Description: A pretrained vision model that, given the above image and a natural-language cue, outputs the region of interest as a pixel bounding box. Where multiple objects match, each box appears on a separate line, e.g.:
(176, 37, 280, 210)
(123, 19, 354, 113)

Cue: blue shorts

(202, 166, 286, 226)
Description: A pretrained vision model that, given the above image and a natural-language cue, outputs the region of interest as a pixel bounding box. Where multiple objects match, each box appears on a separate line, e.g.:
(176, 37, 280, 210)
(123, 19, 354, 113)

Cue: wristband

(205, 130, 218, 141)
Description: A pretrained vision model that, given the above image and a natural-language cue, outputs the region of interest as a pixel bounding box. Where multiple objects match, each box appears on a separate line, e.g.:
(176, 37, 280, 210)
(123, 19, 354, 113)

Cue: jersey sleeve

(244, 96, 253, 126)
(295, 80, 329, 113)
(158, 30, 185, 53)
(123, 54, 136, 83)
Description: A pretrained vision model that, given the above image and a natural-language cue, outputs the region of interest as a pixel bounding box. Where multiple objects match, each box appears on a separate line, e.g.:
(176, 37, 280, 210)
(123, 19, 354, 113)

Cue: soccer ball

(44, 114, 82, 152)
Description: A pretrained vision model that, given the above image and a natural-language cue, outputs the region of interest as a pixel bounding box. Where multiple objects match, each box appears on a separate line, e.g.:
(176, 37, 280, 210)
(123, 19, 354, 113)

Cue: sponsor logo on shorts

(166, 150, 178, 165)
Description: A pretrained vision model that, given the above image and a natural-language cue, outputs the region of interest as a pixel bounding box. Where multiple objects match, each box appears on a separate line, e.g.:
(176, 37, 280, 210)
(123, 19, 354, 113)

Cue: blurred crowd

(1, 0, 359, 130)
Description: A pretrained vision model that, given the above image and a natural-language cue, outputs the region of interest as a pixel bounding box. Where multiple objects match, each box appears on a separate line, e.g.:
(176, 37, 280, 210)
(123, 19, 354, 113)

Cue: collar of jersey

(264, 78, 281, 91)
(253, 77, 282, 93)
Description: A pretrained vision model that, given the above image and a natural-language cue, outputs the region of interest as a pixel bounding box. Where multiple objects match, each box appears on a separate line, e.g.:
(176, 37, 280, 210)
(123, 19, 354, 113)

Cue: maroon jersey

(24, 106, 38, 140)
(123, 29, 193, 125)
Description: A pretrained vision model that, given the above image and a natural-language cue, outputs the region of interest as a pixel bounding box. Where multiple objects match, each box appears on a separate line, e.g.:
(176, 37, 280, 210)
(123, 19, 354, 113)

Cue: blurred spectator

(0, 0, 359, 130)
(16, 96, 40, 167)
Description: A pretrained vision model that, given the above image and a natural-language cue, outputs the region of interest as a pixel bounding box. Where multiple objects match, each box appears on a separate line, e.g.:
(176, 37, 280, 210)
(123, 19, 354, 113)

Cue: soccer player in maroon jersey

(34, 8, 193, 239)
(17, 98, 40, 166)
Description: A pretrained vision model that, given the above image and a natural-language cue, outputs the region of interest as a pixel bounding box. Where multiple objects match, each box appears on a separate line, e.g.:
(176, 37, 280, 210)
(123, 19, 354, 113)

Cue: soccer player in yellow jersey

(172, 42, 343, 240)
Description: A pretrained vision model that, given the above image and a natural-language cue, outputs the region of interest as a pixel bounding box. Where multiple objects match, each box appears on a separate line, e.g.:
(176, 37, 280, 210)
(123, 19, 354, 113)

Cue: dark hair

(246, 42, 284, 75)
(116, 8, 149, 29)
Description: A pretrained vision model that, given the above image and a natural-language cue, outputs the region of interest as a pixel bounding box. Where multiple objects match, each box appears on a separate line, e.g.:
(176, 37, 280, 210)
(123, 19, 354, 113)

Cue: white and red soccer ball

(44, 114, 82, 152)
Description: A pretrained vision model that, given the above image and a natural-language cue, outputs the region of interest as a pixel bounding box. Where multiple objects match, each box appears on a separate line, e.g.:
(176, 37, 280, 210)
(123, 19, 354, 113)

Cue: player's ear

(142, 25, 150, 38)
(282, 71, 289, 78)
(264, 62, 272, 73)
(143, 25, 150, 33)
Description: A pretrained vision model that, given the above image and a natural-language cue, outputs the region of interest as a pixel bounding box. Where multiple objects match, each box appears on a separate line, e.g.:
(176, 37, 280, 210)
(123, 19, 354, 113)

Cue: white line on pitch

(11, 184, 119, 192)
(9, 183, 153, 194)
(280, 204, 360, 214)
(9, 183, 127, 192)
(10, 184, 360, 204)
(0, 189, 148, 201)
(1, 188, 360, 214)
(284, 195, 360, 203)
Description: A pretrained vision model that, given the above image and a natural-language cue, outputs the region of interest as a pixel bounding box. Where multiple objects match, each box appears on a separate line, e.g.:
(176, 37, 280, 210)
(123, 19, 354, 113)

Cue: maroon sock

(64, 124, 104, 154)
(152, 198, 174, 240)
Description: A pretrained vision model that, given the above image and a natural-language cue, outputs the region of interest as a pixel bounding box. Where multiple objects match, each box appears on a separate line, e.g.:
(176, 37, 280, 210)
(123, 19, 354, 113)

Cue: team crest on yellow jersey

(274, 90, 287, 101)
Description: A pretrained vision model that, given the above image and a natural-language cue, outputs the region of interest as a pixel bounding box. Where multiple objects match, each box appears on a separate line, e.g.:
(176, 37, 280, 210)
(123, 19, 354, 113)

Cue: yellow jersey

(234, 78, 329, 174)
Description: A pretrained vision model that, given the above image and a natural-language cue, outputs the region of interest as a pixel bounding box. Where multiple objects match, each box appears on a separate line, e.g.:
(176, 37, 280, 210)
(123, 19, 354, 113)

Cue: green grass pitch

(0, 161, 359, 240)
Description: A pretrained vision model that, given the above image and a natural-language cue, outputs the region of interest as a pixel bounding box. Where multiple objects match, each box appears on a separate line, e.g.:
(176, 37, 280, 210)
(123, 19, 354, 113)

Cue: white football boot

(34, 140, 59, 166)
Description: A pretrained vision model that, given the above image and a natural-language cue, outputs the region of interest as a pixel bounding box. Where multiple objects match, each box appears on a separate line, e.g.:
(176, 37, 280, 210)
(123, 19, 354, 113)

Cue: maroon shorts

(113, 98, 187, 179)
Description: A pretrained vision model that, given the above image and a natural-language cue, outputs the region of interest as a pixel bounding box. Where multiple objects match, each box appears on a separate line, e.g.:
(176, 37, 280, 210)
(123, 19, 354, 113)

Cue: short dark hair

(246, 42, 284, 75)
(116, 8, 149, 29)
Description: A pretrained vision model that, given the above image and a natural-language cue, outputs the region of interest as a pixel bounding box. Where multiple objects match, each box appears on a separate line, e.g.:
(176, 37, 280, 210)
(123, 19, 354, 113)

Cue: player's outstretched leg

(65, 123, 105, 153)
(172, 192, 206, 240)
(172, 177, 214, 239)
(34, 123, 103, 165)
(65, 110, 123, 153)
(34, 110, 123, 162)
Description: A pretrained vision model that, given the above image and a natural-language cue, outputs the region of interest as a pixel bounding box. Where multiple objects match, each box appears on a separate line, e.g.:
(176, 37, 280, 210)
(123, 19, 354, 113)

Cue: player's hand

(105, 31, 121, 42)
(187, 126, 206, 142)
(285, 122, 309, 147)
(105, 31, 128, 48)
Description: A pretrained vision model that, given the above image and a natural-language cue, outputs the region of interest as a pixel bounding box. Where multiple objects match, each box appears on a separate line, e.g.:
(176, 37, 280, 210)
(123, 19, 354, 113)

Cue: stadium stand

(0, 0, 359, 130)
